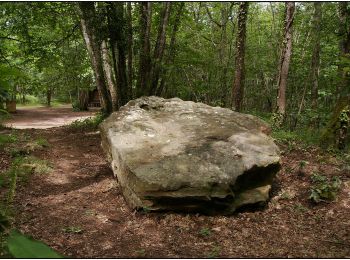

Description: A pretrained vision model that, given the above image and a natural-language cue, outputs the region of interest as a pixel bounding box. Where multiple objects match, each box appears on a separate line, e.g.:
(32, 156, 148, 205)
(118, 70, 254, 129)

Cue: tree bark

(101, 40, 119, 111)
(310, 2, 322, 110)
(276, 2, 295, 117)
(78, 2, 112, 114)
(137, 2, 152, 97)
(46, 87, 52, 107)
(149, 2, 171, 96)
(231, 2, 249, 112)
(127, 2, 133, 98)
(219, 5, 230, 107)
(78, 89, 89, 111)
(114, 3, 129, 105)
(321, 2, 350, 149)
(157, 2, 184, 96)
(337, 2, 350, 96)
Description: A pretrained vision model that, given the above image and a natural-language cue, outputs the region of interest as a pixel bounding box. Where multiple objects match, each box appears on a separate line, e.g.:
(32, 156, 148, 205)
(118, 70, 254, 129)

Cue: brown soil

(3, 105, 96, 129)
(2, 126, 350, 258)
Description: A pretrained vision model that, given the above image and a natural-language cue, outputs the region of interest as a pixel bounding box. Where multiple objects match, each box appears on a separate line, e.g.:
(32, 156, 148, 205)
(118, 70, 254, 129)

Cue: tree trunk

(46, 88, 52, 107)
(231, 2, 249, 112)
(276, 2, 295, 118)
(337, 2, 350, 97)
(157, 2, 184, 96)
(321, 2, 350, 149)
(137, 2, 152, 97)
(127, 2, 133, 98)
(78, 89, 89, 111)
(109, 3, 129, 106)
(101, 40, 119, 111)
(310, 2, 322, 110)
(149, 2, 171, 95)
(78, 2, 112, 114)
(219, 5, 229, 107)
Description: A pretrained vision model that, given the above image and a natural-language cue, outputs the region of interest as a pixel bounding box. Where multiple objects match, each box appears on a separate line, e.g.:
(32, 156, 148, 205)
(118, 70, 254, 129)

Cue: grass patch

(199, 227, 211, 237)
(1, 156, 52, 190)
(62, 226, 83, 234)
(271, 128, 321, 146)
(207, 244, 221, 258)
(35, 138, 50, 148)
(0, 134, 17, 146)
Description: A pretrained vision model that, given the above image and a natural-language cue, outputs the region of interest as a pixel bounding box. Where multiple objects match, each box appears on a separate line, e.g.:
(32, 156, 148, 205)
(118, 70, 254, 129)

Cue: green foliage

(339, 108, 350, 124)
(0, 134, 17, 145)
(36, 137, 50, 148)
(136, 248, 146, 257)
(207, 244, 221, 258)
(299, 160, 308, 168)
(293, 203, 308, 213)
(272, 113, 285, 129)
(199, 227, 211, 237)
(0, 109, 10, 127)
(69, 113, 105, 131)
(309, 173, 342, 203)
(2, 156, 52, 190)
(62, 226, 83, 234)
(272, 128, 321, 147)
(7, 230, 63, 258)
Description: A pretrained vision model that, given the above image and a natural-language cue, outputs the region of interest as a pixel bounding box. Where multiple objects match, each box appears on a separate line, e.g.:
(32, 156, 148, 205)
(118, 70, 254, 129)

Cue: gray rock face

(100, 96, 280, 214)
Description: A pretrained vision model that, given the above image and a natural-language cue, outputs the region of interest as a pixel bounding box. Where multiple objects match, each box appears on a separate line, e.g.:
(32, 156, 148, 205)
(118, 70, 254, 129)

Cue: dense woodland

(0, 2, 349, 149)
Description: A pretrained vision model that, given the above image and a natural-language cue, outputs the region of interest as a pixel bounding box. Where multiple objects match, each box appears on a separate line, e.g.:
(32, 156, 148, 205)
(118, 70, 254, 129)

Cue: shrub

(69, 113, 105, 131)
(309, 173, 342, 203)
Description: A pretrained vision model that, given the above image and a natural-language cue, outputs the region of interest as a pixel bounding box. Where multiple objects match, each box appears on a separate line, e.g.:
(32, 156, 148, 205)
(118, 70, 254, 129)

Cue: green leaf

(7, 230, 64, 258)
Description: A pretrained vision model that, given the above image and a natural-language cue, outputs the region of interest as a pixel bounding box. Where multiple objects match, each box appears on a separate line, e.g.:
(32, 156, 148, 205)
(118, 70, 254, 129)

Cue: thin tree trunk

(137, 2, 152, 97)
(46, 88, 51, 107)
(157, 2, 184, 96)
(149, 2, 171, 96)
(219, 4, 232, 107)
(113, 3, 129, 105)
(127, 2, 133, 98)
(231, 2, 249, 112)
(310, 2, 322, 110)
(78, 2, 112, 114)
(101, 40, 119, 111)
(276, 2, 295, 118)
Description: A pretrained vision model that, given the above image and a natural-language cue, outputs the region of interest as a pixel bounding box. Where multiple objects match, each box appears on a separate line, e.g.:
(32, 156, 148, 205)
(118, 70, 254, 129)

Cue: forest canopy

(0, 2, 349, 149)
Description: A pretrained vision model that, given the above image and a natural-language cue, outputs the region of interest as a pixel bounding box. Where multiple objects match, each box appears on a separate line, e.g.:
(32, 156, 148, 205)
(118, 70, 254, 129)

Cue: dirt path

(4, 105, 96, 129)
(9, 126, 350, 258)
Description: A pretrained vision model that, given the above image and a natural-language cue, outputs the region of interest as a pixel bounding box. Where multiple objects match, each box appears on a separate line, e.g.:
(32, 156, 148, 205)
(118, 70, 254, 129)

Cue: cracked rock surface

(100, 96, 280, 214)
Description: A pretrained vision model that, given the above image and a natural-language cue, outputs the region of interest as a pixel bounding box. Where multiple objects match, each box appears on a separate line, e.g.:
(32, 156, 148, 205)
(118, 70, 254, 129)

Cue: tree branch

(205, 6, 222, 28)
(0, 36, 24, 43)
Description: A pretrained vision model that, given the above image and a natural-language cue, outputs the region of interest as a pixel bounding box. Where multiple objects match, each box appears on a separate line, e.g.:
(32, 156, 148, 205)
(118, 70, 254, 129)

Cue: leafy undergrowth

(1, 126, 350, 258)
(69, 113, 105, 131)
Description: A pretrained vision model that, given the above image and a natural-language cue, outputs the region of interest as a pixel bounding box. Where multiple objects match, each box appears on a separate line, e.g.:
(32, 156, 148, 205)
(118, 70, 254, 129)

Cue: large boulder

(100, 96, 280, 214)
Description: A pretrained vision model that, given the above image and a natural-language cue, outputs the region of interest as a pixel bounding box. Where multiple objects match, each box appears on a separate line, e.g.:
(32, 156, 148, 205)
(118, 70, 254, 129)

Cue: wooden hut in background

(88, 89, 100, 108)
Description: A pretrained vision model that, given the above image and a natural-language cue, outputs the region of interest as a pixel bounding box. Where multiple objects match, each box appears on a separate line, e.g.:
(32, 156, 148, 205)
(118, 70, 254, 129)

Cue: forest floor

(1, 116, 350, 258)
